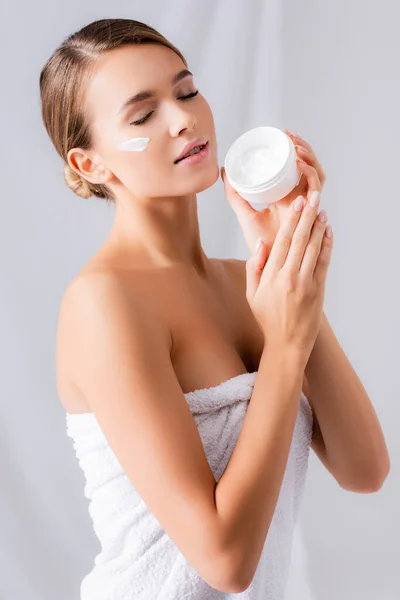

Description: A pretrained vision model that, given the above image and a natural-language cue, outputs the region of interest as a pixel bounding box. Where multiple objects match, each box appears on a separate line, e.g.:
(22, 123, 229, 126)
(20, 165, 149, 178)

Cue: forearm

(214, 348, 304, 588)
(305, 312, 390, 490)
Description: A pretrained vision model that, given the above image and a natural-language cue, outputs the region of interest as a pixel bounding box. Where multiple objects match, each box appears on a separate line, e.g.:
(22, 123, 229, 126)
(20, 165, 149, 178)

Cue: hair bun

(63, 163, 93, 199)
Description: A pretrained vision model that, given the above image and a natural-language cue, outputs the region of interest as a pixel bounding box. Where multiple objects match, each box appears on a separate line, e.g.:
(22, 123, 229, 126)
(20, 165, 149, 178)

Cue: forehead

(84, 43, 186, 122)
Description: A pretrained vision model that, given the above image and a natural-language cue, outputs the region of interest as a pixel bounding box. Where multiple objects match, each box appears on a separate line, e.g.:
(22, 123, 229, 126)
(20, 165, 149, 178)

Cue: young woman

(40, 17, 388, 600)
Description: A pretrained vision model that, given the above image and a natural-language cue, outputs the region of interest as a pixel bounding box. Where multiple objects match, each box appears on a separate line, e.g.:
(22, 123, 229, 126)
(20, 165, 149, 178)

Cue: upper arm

(59, 274, 237, 593)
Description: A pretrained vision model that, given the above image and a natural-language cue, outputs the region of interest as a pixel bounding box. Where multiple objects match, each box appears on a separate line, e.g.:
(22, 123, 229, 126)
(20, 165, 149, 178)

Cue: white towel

(66, 370, 313, 599)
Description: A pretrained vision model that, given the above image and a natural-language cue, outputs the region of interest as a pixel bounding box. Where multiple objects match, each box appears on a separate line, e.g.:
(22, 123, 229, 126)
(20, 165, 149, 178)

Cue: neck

(107, 190, 211, 277)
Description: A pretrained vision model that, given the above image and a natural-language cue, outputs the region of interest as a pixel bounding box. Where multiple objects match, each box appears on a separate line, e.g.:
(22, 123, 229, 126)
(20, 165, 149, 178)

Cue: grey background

(1, 0, 399, 598)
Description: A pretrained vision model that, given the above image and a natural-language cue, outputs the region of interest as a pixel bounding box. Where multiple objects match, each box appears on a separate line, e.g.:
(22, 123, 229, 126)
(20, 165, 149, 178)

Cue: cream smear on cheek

(117, 137, 151, 152)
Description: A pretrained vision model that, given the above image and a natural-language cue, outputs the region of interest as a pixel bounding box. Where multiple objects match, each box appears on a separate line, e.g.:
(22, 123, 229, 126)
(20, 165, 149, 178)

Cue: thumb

(245, 238, 268, 301)
(220, 166, 256, 221)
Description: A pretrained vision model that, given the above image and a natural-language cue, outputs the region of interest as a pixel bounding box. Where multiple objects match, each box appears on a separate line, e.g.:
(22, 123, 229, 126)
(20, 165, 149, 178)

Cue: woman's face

(83, 43, 219, 199)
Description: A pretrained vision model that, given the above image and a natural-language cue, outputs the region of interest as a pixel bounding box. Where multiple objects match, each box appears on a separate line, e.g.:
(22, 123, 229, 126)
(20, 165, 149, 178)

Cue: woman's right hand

(245, 192, 333, 367)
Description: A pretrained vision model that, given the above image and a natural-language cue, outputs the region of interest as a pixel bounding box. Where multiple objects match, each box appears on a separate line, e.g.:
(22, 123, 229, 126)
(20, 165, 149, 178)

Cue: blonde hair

(39, 18, 187, 204)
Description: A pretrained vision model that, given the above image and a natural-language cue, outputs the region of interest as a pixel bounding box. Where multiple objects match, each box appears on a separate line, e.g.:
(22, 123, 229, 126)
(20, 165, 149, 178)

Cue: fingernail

(294, 196, 304, 211)
(255, 237, 263, 253)
(309, 190, 320, 207)
(326, 224, 333, 238)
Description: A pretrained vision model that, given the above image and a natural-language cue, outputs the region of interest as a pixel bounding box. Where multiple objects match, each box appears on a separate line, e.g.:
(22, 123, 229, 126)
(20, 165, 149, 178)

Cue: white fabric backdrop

(1, 0, 399, 598)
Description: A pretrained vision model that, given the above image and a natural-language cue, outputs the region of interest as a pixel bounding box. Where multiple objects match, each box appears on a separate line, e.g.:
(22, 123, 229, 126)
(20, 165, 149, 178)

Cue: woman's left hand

(221, 130, 327, 257)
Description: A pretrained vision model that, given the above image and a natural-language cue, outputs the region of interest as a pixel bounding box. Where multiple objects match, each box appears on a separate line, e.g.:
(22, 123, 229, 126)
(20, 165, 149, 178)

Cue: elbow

(205, 566, 246, 594)
(206, 512, 256, 593)
(367, 458, 391, 493)
(209, 576, 250, 595)
(340, 458, 391, 494)
(223, 564, 253, 594)
(209, 566, 252, 594)
(210, 546, 254, 593)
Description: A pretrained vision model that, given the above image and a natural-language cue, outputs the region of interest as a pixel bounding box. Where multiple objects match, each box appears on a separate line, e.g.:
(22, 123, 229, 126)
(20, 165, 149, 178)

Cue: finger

(265, 195, 305, 271)
(220, 166, 257, 222)
(245, 239, 268, 300)
(294, 144, 317, 166)
(283, 190, 321, 273)
(296, 159, 322, 202)
(299, 209, 328, 280)
(294, 144, 311, 158)
(295, 146, 326, 185)
(314, 224, 334, 284)
(286, 130, 326, 182)
(293, 144, 325, 184)
(285, 130, 314, 151)
(286, 130, 318, 157)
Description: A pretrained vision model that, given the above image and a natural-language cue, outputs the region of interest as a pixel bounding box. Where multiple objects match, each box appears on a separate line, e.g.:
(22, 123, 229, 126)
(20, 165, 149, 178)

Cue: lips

(174, 138, 208, 163)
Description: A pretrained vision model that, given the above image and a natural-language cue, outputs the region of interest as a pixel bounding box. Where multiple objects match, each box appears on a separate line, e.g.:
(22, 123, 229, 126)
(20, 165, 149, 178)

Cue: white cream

(117, 137, 151, 152)
(233, 146, 281, 186)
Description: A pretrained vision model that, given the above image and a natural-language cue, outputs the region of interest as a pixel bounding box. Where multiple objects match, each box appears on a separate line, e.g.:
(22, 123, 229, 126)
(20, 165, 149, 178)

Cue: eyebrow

(117, 69, 193, 116)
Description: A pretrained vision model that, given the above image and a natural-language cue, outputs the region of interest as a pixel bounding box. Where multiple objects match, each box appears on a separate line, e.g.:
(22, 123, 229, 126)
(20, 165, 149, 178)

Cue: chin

(190, 161, 220, 193)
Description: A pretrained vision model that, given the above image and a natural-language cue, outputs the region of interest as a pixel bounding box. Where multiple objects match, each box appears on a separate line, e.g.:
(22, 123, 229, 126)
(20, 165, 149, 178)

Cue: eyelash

(129, 90, 200, 126)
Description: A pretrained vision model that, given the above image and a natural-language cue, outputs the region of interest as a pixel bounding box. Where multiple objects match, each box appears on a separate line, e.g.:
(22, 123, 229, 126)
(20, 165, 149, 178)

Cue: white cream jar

(224, 126, 302, 207)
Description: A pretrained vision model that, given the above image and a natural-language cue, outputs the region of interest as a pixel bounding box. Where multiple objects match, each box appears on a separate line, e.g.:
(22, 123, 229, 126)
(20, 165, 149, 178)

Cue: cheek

(110, 148, 172, 195)
(106, 150, 144, 185)
(200, 97, 215, 124)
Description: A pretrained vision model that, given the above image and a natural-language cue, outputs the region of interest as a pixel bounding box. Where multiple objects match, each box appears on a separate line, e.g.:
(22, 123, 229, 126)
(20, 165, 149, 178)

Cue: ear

(67, 149, 113, 185)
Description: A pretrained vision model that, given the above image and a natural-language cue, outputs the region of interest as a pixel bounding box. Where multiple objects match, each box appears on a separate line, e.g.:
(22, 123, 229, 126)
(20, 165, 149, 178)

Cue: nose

(169, 102, 197, 137)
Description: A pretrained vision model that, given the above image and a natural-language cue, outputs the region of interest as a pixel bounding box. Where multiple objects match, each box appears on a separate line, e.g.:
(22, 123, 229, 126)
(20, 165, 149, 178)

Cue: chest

(158, 261, 265, 394)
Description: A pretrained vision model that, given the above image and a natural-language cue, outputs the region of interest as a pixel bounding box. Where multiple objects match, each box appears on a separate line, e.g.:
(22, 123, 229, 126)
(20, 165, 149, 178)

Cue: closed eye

(129, 90, 200, 126)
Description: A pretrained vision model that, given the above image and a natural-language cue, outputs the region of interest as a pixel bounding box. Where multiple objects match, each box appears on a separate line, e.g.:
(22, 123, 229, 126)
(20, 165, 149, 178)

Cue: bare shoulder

(60, 266, 172, 340)
(56, 269, 171, 402)
(58, 269, 149, 335)
(219, 258, 247, 293)
(57, 268, 172, 388)
(60, 263, 170, 330)
(60, 268, 152, 320)
(221, 257, 246, 273)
